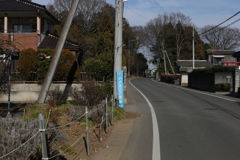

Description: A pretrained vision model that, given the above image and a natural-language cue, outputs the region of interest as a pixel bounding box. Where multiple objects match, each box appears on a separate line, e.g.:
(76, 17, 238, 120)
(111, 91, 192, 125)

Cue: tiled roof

(0, 0, 59, 24)
(0, 0, 45, 11)
(176, 60, 212, 67)
(206, 50, 235, 55)
(38, 34, 80, 50)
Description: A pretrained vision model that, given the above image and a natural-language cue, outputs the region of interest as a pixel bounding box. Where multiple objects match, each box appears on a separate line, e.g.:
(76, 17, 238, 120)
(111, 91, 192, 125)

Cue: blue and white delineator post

(116, 70, 124, 108)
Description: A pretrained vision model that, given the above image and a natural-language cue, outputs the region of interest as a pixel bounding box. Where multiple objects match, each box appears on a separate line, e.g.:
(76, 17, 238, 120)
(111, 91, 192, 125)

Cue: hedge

(192, 66, 236, 74)
(214, 83, 231, 92)
(161, 74, 180, 84)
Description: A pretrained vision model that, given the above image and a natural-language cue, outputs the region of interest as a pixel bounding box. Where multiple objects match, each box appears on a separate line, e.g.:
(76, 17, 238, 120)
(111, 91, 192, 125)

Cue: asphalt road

(124, 78, 240, 160)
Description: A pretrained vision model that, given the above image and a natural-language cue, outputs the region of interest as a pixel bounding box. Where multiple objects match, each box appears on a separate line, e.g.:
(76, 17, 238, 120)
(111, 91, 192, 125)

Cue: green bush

(214, 83, 231, 92)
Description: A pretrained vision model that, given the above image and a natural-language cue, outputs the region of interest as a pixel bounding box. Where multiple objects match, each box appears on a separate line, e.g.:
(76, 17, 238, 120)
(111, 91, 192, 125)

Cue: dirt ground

(0, 103, 140, 160)
(60, 112, 140, 160)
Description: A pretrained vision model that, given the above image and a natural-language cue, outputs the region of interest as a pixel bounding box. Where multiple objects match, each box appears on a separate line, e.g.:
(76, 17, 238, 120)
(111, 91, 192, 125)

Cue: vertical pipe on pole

(113, 0, 123, 99)
(105, 97, 108, 133)
(111, 95, 114, 125)
(37, 0, 80, 103)
(163, 51, 166, 74)
(7, 56, 11, 113)
(192, 27, 195, 70)
(128, 39, 130, 77)
(38, 114, 48, 159)
(85, 107, 90, 156)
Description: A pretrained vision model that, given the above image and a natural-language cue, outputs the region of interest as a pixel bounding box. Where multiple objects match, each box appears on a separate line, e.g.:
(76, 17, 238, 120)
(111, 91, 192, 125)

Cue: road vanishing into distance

(121, 78, 240, 160)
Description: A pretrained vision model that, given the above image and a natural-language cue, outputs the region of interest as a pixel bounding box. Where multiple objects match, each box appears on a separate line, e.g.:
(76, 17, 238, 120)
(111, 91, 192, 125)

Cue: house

(175, 60, 212, 86)
(205, 50, 236, 66)
(0, 0, 82, 67)
(175, 60, 212, 73)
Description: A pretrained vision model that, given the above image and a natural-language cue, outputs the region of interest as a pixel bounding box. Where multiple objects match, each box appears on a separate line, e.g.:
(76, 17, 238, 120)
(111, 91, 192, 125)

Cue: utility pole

(113, 0, 123, 99)
(128, 39, 131, 77)
(192, 27, 195, 70)
(162, 41, 167, 74)
(37, 0, 80, 103)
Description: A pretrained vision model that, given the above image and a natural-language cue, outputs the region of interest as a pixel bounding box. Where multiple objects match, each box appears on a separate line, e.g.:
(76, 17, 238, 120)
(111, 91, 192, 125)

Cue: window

(213, 57, 224, 65)
(14, 24, 32, 33)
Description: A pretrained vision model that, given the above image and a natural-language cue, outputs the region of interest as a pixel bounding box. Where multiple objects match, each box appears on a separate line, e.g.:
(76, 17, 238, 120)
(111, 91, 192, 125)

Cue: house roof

(0, 0, 59, 24)
(206, 50, 235, 55)
(176, 60, 212, 67)
(38, 34, 80, 51)
(233, 51, 240, 57)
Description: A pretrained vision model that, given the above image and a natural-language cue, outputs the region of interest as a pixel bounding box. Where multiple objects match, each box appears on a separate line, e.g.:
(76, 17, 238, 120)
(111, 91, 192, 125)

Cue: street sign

(116, 70, 124, 108)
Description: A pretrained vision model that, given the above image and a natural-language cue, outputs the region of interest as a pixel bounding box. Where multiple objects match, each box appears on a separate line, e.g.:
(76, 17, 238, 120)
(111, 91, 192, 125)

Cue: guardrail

(223, 62, 240, 67)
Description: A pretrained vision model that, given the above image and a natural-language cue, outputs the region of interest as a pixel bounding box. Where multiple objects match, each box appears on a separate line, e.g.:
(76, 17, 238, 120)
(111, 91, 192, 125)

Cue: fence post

(85, 107, 90, 156)
(38, 114, 48, 159)
(105, 97, 108, 133)
(111, 95, 114, 125)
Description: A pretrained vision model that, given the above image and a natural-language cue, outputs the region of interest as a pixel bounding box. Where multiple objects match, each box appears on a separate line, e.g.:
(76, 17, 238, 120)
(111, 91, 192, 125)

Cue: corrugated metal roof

(0, 0, 45, 11)
(206, 50, 235, 55)
(38, 34, 80, 50)
(176, 60, 212, 67)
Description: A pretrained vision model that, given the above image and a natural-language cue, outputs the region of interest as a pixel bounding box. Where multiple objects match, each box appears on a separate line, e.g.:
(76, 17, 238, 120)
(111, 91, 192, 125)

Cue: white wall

(0, 84, 82, 102)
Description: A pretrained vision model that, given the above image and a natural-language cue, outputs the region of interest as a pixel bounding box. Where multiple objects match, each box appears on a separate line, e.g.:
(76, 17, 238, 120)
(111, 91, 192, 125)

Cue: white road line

(151, 79, 237, 102)
(129, 79, 161, 160)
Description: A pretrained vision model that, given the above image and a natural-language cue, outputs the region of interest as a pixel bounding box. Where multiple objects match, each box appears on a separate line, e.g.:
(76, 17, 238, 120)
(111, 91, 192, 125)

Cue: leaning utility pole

(37, 0, 80, 103)
(113, 0, 123, 99)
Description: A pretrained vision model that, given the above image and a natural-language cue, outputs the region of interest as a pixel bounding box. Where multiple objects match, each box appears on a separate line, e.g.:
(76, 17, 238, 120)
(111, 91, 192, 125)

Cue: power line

(199, 11, 240, 36)
(152, 0, 166, 12)
(125, 6, 151, 21)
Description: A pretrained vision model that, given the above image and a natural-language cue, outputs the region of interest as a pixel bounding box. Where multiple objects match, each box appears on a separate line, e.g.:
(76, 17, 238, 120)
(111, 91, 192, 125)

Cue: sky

(33, 0, 240, 29)
(32, 0, 240, 69)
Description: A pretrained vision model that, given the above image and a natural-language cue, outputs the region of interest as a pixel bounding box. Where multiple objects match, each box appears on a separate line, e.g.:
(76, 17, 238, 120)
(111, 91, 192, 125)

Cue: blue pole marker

(116, 70, 124, 108)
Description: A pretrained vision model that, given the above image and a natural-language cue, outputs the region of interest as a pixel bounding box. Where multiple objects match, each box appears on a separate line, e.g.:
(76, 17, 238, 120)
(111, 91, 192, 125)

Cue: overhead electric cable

(126, 6, 151, 20)
(199, 11, 240, 36)
(152, 0, 166, 12)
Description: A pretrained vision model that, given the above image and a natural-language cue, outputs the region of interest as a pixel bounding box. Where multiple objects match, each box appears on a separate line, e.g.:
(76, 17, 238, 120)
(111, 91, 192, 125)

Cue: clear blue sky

(33, 0, 240, 29)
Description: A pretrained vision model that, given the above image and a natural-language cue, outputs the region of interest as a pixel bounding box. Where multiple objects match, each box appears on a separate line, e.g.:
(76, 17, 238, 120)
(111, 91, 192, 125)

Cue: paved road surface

(92, 78, 240, 160)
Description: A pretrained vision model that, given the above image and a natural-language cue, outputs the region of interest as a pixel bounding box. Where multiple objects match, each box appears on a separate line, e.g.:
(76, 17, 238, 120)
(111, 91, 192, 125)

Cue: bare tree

(169, 12, 192, 60)
(200, 25, 240, 50)
(145, 12, 193, 61)
(47, 0, 106, 33)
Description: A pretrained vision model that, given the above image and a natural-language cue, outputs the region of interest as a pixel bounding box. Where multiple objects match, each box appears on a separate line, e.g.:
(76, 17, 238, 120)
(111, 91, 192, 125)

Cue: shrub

(161, 74, 180, 83)
(0, 115, 66, 159)
(69, 80, 108, 110)
(192, 66, 236, 73)
(47, 86, 68, 107)
(18, 48, 37, 81)
(214, 83, 231, 92)
(36, 48, 53, 84)
(0, 63, 9, 95)
(68, 105, 85, 121)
